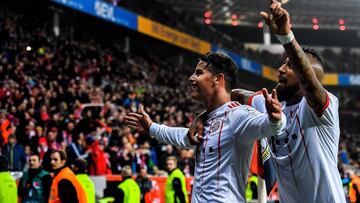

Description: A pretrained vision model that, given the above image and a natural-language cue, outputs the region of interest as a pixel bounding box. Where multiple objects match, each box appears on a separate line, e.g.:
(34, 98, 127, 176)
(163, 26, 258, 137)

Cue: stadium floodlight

(312, 18, 319, 24)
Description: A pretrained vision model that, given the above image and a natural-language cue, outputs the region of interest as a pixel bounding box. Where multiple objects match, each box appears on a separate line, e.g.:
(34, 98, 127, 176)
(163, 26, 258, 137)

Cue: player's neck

(285, 91, 303, 106)
(205, 90, 231, 112)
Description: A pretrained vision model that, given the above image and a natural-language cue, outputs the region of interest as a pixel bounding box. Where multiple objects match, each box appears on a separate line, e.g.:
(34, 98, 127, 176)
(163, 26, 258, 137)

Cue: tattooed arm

(283, 40, 327, 112)
(260, 0, 327, 113)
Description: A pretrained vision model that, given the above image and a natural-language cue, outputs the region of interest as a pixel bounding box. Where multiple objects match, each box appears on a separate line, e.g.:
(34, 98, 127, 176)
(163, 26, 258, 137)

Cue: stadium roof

(158, 0, 360, 30)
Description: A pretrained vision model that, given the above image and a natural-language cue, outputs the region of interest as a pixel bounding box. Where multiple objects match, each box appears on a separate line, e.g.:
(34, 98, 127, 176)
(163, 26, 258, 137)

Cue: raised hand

(124, 105, 153, 134)
(262, 88, 283, 122)
(260, 0, 291, 35)
(187, 111, 207, 145)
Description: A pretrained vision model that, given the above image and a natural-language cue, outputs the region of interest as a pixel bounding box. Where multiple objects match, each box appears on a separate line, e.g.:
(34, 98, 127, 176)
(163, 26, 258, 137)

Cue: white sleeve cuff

(149, 122, 160, 137)
(269, 113, 286, 135)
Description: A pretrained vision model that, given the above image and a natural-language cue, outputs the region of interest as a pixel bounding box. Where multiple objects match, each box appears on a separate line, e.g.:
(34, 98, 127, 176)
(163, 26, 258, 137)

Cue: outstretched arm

(260, 0, 327, 114)
(124, 106, 192, 148)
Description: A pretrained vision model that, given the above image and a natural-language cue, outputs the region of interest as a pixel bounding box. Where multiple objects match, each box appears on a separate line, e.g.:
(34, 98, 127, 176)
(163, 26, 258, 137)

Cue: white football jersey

(249, 92, 346, 203)
(149, 101, 286, 202)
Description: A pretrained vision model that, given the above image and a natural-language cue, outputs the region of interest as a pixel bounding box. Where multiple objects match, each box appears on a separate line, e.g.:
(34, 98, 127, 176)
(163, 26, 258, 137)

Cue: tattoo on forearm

(283, 39, 326, 112)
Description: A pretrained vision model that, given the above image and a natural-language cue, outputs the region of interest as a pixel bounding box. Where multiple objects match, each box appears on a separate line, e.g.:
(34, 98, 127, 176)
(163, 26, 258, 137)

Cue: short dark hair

(51, 150, 67, 161)
(73, 158, 87, 173)
(302, 47, 324, 66)
(199, 52, 238, 92)
(29, 153, 40, 160)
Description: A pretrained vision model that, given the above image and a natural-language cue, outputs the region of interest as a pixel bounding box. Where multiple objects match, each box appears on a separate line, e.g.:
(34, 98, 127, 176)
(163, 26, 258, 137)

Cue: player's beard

(276, 83, 300, 102)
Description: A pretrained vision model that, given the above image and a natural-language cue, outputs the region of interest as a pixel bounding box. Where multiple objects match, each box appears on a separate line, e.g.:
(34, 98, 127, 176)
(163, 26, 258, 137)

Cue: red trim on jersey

(216, 112, 227, 194)
(247, 91, 263, 106)
(295, 115, 315, 176)
(200, 118, 213, 194)
(315, 92, 330, 117)
(228, 101, 240, 108)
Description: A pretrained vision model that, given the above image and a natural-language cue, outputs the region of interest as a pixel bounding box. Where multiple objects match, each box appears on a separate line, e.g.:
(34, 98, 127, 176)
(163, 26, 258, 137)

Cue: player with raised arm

(125, 52, 286, 202)
(228, 0, 346, 202)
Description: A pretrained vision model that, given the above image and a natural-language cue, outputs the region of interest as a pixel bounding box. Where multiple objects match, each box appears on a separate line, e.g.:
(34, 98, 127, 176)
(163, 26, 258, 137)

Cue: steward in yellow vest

(0, 155, 17, 203)
(117, 165, 140, 203)
(165, 156, 188, 203)
(73, 158, 96, 203)
(246, 174, 258, 201)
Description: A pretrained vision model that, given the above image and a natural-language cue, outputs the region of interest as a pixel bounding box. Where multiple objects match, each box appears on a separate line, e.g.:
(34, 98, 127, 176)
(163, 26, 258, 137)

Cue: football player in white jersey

(228, 0, 346, 202)
(125, 52, 287, 202)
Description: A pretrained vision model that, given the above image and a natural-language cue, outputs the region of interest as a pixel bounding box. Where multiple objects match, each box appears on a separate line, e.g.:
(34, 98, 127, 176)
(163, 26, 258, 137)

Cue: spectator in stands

(49, 150, 87, 203)
(66, 133, 88, 166)
(159, 144, 177, 171)
(165, 156, 188, 203)
(178, 149, 194, 177)
(18, 153, 52, 203)
(135, 142, 154, 174)
(72, 158, 96, 203)
(88, 136, 111, 175)
(0, 155, 17, 202)
(1, 134, 26, 171)
(136, 167, 152, 203)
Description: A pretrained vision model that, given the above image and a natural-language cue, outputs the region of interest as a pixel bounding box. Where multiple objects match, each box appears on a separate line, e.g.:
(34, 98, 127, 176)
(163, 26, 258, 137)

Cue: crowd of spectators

(0, 2, 359, 198)
(0, 8, 201, 177)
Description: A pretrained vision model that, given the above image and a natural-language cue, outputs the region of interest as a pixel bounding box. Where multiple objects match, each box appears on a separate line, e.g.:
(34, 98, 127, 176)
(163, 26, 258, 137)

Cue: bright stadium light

(204, 18, 211, 25)
(312, 18, 318, 24)
(204, 11, 212, 18)
(339, 19, 345, 25)
(231, 14, 238, 20)
(26, 46, 32, 51)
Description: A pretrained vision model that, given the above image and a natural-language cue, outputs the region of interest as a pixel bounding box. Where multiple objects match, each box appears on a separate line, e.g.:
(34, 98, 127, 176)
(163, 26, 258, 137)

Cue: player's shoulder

(228, 102, 260, 117)
(247, 91, 263, 106)
(300, 90, 339, 109)
(327, 91, 338, 103)
(226, 101, 241, 113)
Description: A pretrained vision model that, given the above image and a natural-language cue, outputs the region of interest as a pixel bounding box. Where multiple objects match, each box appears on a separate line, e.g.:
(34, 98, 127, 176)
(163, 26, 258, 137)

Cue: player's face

(188, 60, 216, 101)
(276, 58, 300, 101)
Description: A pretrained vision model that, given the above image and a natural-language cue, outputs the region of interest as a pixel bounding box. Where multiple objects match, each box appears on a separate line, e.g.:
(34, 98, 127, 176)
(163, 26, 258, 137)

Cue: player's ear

(214, 73, 225, 85)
